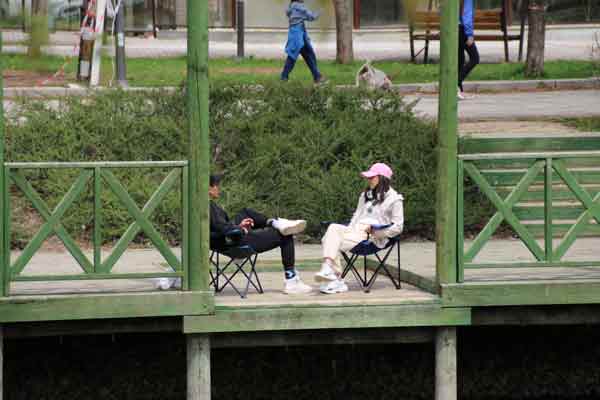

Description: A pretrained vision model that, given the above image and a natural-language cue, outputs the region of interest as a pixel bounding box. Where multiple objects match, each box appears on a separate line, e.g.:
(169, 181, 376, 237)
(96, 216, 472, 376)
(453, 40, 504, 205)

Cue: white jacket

(349, 188, 404, 248)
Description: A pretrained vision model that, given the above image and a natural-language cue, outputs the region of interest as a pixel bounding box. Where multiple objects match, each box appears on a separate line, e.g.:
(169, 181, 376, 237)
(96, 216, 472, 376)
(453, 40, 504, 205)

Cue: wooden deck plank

(0, 291, 213, 323)
(184, 304, 471, 333)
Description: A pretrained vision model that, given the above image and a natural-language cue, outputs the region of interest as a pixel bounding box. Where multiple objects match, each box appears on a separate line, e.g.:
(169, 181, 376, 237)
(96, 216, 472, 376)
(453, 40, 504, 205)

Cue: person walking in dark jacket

(280, 0, 326, 84)
(208, 175, 313, 294)
(458, 0, 480, 100)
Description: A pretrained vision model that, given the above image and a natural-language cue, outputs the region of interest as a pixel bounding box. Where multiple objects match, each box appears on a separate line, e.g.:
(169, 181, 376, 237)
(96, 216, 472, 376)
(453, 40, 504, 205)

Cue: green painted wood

(442, 280, 600, 307)
(553, 161, 600, 260)
(101, 168, 181, 273)
(480, 169, 600, 187)
(12, 272, 183, 281)
(525, 223, 600, 237)
(93, 167, 102, 270)
(182, 166, 189, 291)
(464, 260, 600, 268)
(434, 0, 459, 287)
(435, 327, 457, 400)
(187, 0, 210, 292)
(498, 187, 600, 202)
(183, 305, 471, 333)
(10, 170, 92, 276)
(9, 171, 93, 274)
(463, 161, 544, 262)
(5, 161, 188, 169)
(460, 151, 600, 160)
(459, 137, 600, 154)
(465, 162, 545, 260)
(3, 167, 9, 297)
(544, 158, 553, 261)
(513, 205, 588, 220)
(0, 32, 6, 297)
(457, 160, 464, 283)
(102, 169, 181, 271)
(471, 157, 600, 169)
(0, 291, 214, 323)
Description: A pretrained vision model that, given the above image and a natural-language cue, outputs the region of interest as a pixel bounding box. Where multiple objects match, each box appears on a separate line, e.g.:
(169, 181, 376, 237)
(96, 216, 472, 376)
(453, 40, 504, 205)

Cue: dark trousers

(458, 25, 480, 92)
(281, 45, 322, 82)
(233, 208, 295, 269)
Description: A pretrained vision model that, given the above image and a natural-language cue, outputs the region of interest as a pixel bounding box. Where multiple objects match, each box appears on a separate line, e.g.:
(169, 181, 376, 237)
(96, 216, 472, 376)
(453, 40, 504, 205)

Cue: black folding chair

(209, 229, 263, 299)
(340, 235, 402, 293)
(321, 221, 402, 293)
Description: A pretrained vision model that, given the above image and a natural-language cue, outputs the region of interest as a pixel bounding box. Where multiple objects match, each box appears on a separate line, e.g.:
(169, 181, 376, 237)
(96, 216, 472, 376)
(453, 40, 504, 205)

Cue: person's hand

(239, 218, 254, 231)
(466, 36, 475, 47)
(365, 225, 373, 234)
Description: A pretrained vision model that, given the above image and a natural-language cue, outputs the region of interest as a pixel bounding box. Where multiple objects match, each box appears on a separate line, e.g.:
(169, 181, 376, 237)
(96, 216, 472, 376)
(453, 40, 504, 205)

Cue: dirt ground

(3, 70, 67, 87)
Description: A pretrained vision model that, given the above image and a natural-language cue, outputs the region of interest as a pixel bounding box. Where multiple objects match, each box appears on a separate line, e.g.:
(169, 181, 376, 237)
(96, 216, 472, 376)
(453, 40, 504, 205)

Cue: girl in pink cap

(316, 163, 404, 294)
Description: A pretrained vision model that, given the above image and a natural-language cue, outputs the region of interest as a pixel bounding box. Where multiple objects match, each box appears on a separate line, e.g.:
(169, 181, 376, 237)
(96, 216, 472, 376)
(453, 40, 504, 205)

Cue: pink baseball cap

(361, 162, 393, 179)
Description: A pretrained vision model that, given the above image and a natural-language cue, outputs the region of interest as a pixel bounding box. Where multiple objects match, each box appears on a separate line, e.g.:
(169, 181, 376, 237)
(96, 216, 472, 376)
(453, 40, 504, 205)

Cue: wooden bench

(408, 5, 525, 64)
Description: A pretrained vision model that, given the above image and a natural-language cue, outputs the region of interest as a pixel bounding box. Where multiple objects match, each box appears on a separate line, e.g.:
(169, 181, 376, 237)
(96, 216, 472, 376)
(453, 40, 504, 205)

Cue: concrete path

(2, 25, 599, 61)
(10, 237, 600, 296)
(409, 89, 600, 121)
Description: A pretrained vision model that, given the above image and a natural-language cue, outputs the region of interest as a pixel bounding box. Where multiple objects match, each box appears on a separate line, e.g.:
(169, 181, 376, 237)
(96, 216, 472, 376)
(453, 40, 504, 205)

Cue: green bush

(7, 84, 485, 246)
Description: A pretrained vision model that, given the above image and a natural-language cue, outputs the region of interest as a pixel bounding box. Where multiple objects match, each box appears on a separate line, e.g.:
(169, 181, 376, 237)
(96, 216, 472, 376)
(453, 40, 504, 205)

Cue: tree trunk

(525, 2, 545, 78)
(28, 0, 49, 58)
(333, 0, 354, 64)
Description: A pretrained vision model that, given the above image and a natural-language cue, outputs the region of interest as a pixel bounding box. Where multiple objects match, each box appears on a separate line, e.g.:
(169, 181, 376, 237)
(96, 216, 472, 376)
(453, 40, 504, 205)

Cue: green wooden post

(0, 32, 6, 297)
(435, 0, 459, 286)
(544, 157, 553, 262)
(187, 0, 210, 291)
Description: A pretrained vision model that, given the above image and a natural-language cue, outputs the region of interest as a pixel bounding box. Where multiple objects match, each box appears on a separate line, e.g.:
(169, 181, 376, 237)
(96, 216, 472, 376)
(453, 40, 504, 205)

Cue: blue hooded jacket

(284, 2, 320, 60)
(460, 0, 474, 37)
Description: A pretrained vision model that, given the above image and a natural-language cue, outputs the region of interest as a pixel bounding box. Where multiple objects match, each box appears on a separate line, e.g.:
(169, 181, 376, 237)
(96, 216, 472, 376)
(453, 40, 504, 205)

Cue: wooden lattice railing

(0, 161, 188, 296)
(457, 151, 600, 282)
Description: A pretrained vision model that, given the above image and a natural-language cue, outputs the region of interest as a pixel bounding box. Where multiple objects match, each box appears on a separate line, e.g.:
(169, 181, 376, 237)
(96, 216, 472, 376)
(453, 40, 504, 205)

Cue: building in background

(0, 0, 598, 31)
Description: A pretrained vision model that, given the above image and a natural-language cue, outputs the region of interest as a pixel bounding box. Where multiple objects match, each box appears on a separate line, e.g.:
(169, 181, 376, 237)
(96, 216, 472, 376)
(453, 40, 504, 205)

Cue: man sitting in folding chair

(209, 174, 313, 296)
(315, 163, 404, 294)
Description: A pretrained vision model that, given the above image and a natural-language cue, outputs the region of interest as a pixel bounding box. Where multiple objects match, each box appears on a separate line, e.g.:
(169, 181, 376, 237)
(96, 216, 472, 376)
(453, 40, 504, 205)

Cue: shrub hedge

(6, 84, 486, 246)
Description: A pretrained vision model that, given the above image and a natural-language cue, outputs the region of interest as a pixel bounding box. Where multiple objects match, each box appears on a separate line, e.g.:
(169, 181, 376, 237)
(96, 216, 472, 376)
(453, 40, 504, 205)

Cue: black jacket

(210, 201, 238, 237)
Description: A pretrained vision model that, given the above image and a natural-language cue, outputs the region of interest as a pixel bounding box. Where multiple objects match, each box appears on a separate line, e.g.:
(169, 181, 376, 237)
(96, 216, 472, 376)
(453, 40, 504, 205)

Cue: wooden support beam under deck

(443, 280, 600, 307)
(435, 327, 457, 400)
(184, 304, 471, 334)
(187, 334, 211, 400)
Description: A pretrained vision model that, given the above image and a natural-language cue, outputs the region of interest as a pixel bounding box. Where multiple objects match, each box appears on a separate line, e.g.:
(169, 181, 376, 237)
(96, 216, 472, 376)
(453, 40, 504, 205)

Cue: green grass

(563, 117, 600, 132)
(2, 54, 598, 87)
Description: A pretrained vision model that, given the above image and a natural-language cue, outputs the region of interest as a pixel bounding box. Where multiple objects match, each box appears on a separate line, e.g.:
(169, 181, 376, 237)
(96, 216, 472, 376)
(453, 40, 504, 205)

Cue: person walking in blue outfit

(458, 0, 480, 100)
(281, 0, 326, 84)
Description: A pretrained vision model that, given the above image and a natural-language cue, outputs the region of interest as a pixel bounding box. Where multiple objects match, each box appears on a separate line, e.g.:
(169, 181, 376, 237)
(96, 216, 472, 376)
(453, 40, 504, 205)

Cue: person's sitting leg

(242, 228, 312, 294)
(316, 223, 368, 294)
(234, 208, 307, 236)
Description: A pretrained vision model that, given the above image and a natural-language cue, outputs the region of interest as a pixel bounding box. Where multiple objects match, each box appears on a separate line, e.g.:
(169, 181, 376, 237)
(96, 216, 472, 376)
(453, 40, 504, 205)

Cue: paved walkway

(10, 237, 600, 296)
(409, 89, 600, 121)
(2, 25, 599, 60)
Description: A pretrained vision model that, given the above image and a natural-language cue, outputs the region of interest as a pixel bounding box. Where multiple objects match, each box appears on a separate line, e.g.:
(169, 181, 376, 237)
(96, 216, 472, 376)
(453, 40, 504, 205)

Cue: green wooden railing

(0, 161, 189, 296)
(457, 151, 600, 282)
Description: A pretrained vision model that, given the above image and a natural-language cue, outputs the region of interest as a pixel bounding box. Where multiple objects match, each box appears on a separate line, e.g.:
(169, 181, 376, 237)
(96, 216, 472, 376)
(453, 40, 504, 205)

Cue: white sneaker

(457, 89, 466, 100)
(320, 279, 349, 294)
(314, 262, 338, 282)
(273, 218, 307, 236)
(283, 275, 313, 294)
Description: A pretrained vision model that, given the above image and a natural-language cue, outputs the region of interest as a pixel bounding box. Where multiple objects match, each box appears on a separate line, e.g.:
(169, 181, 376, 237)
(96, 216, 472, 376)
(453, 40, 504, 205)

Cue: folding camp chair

(340, 234, 402, 293)
(209, 229, 264, 299)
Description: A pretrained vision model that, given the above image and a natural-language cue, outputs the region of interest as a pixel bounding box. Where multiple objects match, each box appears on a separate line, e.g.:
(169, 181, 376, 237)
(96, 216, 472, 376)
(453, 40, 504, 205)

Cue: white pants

(321, 223, 369, 274)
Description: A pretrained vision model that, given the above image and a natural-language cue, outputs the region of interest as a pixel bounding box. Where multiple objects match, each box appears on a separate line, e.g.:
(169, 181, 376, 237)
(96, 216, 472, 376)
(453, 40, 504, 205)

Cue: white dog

(355, 61, 393, 90)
